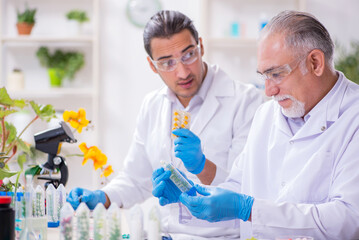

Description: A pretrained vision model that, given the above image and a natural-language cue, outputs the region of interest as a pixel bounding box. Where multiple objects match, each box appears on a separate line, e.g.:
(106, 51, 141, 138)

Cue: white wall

(306, 0, 359, 45)
(99, 0, 202, 176)
(99, 0, 359, 178)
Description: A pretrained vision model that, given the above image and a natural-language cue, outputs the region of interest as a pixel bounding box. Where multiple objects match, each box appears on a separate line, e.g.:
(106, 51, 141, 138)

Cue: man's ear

(199, 37, 204, 57)
(308, 49, 325, 76)
(147, 56, 158, 74)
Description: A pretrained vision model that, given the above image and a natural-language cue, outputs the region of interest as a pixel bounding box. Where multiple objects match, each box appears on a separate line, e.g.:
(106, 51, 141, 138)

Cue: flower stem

(5, 115, 39, 157)
(17, 115, 39, 140)
(1, 117, 6, 153)
(4, 150, 16, 164)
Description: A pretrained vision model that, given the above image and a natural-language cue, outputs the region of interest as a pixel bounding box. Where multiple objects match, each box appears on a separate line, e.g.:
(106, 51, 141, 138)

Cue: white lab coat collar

(274, 71, 345, 141)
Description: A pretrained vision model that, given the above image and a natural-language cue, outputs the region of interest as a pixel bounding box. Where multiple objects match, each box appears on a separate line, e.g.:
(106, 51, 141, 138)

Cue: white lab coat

(102, 64, 264, 239)
(181, 72, 359, 239)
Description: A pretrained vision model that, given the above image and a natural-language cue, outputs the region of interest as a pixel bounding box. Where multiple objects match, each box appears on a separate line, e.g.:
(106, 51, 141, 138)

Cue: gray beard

(274, 95, 305, 118)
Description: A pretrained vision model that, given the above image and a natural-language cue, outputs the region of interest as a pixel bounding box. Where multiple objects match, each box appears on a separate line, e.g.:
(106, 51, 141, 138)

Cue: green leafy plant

(36, 46, 85, 80)
(17, 5, 37, 24)
(0, 87, 56, 192)
(66, 10, 89, 24)
(335, 41, 359, 84)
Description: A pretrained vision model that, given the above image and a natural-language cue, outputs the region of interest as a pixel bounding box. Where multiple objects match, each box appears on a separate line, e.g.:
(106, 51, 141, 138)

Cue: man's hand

(172, 128, 206, 174)
(67, 188, 106, 210)
(152, 167, 182, 206)
(179, 184, 254, 222)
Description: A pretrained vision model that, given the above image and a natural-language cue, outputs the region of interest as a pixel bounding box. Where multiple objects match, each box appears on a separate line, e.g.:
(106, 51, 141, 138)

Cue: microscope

(34, 121, 76, 188)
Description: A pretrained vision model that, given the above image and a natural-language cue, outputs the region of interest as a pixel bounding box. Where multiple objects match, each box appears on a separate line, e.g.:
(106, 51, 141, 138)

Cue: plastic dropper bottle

(19, 175, 38, 240)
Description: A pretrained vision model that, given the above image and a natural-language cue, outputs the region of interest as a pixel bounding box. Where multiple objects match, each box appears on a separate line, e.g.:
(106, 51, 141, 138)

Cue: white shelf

(1, 35, 94, 43)
(207, 37, 257, 48)
(0, 0, 101, 188)
(200, 0, 306, 86)
(7, 88, 95, 99)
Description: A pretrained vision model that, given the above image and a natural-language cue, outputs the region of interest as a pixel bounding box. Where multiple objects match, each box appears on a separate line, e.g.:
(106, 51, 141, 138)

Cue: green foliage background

(335, 41, 359, 84)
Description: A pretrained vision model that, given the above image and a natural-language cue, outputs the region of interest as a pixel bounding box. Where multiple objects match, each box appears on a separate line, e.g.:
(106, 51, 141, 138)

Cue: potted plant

(66, 10, 89, 35)
(0, 87, 57, 194)
(36, 46, 85, 87)
(335, 41, 359, 84)
(16, 5, 37, 35)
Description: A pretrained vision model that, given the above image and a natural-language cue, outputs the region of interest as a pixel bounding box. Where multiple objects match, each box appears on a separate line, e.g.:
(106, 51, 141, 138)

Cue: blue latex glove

(179, 184, 254, 222)
(152, 167, 181, 206)
(66, 188, 106, 210)
(172, 128, 206, 174)
(152, 167, 195, 206)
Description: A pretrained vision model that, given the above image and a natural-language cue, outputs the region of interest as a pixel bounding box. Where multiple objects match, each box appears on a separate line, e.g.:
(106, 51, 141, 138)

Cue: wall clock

(126, 0, 162, 28)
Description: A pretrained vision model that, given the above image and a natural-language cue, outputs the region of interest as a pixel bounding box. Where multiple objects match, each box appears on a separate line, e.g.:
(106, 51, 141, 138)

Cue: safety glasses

(151, 45, 201, 72)
(257, 55, 307, 84)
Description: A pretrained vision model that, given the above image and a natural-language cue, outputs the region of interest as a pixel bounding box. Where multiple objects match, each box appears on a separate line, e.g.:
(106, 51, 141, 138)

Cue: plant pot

(48, 68, 65, 88)
(67, 21, 85, 35)
(16, 22, 34, 35)
(7, 69, 25, 90)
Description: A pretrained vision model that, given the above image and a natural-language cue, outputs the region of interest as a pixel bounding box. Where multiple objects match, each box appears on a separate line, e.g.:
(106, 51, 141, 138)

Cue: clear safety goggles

(257, 55, 306, 85)
(151, 45, 201, 72)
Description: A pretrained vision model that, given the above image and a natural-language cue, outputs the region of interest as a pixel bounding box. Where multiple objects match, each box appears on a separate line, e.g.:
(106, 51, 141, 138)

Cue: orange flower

(79, 142, 107, 170)
(63, 108, 89, 133)
(101, 165, 114, 178)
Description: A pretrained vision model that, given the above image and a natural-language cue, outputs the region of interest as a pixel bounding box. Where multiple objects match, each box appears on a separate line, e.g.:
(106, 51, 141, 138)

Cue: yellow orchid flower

(101, 165, 114, 178)
(79, 143, 107, 170)
(63, 108, 90, 133)
(63, 108, 114, 180)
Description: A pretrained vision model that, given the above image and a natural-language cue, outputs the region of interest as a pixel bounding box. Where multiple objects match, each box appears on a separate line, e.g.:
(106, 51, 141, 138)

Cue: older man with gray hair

(154, 10, 359, 239)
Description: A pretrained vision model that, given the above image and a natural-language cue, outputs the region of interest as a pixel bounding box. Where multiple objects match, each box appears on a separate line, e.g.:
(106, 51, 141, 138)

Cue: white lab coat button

(281, 181, 286, 187)
(321, 126, 326, 131)
(289, 141, 294, 144)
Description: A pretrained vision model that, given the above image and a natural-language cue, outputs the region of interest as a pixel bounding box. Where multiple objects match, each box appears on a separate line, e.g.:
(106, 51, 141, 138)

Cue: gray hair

(260, 10, 334, 68)
(143, 10, 199, 59)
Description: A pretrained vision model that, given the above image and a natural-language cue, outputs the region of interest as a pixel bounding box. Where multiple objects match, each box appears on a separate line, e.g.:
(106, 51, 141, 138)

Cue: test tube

(76, 202, 90, 240)
(60, 202, 74, 240)
(148, 205, 161, 240)
(46, 184, 59, 227)
(93, 203, 107, 240)
(129, 204, 143, 240)
(161, 161, 196, 195)
(56, 184, 66, 220)
(19, 175, 37, 240)
(34, 185, 45, 217)
(107, 202, 121, 240)
(15, 188, 26, 238)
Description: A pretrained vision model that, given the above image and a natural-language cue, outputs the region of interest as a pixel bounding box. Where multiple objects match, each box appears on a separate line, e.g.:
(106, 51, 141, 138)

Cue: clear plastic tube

(161, 161, 195, 194)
